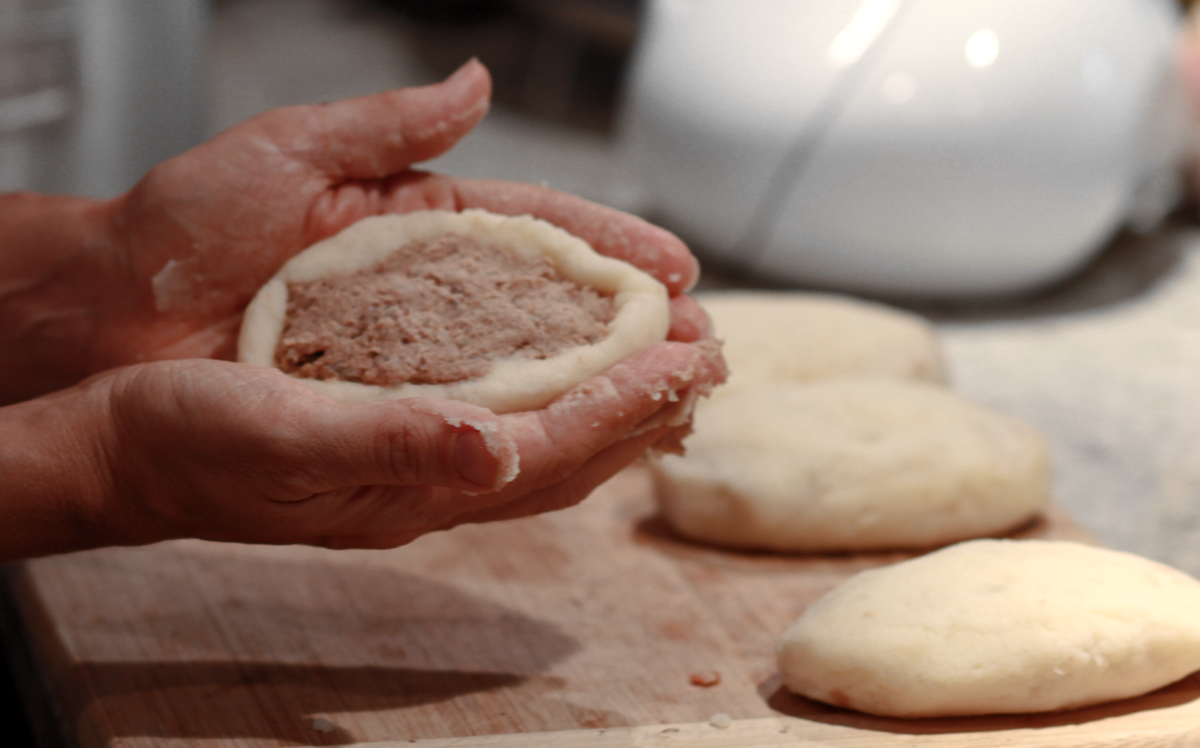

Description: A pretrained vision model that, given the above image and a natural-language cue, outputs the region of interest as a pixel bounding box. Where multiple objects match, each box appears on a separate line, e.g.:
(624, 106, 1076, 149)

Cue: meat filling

(275, 233, 616, 386)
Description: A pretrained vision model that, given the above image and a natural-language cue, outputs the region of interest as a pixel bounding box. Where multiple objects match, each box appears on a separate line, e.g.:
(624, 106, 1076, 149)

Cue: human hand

(3, 341, 719, 560)
(92, 59, 709, 369)
(0, 61, 726, 560)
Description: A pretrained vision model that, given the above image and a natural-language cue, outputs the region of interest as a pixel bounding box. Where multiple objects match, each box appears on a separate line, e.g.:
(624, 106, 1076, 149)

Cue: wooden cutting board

(9, 464, 1200, 748)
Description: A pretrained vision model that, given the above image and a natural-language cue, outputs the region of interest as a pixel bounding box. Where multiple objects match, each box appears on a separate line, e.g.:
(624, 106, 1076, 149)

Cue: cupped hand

(13, 340, 719, 558)
(95, 60, 707, 369)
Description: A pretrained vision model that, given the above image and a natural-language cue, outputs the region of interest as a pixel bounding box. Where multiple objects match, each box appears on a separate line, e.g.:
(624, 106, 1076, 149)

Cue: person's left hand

(3, 339, 720, 561)
(90, 59, 707, 370)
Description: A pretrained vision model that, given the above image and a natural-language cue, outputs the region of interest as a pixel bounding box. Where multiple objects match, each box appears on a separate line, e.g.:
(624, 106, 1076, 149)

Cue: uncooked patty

(275, 234, 614, 386)
(237, 209, 671, 413)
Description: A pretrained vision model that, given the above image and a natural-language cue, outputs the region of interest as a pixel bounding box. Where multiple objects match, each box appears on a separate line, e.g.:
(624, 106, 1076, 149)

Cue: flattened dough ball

(650, 379, 1049, 552)
(698, 291, 946, 397)
(777, 539, 1200, 717)
(238, 209, 670, 413)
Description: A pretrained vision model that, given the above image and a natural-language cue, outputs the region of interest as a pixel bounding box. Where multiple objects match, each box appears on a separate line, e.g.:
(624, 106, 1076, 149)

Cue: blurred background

(0, 0, 1196, 299)
(0, 0, 643, 202)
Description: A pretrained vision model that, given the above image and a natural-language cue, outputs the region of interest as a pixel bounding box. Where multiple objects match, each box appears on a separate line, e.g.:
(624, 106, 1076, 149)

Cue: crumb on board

(689, 671, 721, 687)
(709, 712, 732, 729)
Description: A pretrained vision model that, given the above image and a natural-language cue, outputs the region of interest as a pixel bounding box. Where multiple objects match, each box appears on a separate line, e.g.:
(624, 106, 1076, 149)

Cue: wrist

(0, 374, 155, 561)
(0, 192, 127, 403)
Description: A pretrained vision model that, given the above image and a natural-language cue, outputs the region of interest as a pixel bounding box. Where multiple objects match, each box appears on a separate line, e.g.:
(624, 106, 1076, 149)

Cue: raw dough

(777, 539, 1200, 717)
(239, 209, 670, 413)
(697, 291, 946, 398)
(650, 379, 1049, 552)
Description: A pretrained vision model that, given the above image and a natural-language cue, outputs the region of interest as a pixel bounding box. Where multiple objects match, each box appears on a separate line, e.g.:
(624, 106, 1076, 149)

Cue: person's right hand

(3, 339, 720, 561)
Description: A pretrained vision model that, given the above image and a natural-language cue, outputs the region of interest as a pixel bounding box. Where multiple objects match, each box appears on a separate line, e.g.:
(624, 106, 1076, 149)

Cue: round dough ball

(777, 539, 1200, 717)
(238, 209, 670, 413)
(698, 291, 946, 397)
(650, 379, 1049, 552)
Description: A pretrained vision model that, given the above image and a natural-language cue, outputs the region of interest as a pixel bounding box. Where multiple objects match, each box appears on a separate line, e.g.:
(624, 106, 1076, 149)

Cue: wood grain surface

(13, 464, 1199, 748)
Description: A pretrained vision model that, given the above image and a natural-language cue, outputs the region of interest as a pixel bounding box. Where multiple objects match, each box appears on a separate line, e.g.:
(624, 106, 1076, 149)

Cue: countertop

(926, 222, 1200, 576)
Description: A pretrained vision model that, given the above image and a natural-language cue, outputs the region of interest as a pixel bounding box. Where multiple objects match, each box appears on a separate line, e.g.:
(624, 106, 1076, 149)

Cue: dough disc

(238, 209, 670, 413)
(697, 291, 946, 398)
(777, 539, 1200, 717)
(650, 378, 1049, 552)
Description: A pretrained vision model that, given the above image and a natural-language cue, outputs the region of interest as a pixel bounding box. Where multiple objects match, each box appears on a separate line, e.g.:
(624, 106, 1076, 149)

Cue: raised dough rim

(237, 209, 670, 413)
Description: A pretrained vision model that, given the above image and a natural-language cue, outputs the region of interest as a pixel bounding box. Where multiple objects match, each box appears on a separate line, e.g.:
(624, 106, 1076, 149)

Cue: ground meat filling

(275, 233, 616, 386)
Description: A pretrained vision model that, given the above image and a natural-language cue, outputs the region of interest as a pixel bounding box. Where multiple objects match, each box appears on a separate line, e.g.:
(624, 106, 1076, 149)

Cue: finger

(376, 173, 699, 295)
(263, 60, 492, 181)
(285, 395, 519, 494)
(272, 482, 488, 550)
(455, 178, 699, 295)
(499, 341, 713, 493)
(668, 295, 713, 343)
(288, 340, 724, 544)
(445, 428, 668, 528)
(265, 342, 720, 545)
(309, 425, 670, 551)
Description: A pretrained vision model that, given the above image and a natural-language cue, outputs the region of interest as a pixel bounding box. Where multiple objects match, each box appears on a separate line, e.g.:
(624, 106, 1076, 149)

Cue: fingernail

(456, 427, 501, 490)
(438, 58, 491, 120)
(444, 58, 486, 90)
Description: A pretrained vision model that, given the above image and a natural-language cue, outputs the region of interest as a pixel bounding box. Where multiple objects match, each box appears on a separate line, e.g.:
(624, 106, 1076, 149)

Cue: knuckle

(376, 420, 431, 483)
(533, 440, 584, 488)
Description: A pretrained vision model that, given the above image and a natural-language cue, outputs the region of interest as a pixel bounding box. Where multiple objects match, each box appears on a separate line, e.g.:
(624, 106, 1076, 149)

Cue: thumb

(271, 59, 492, 180)
(290, 396, 519, 495)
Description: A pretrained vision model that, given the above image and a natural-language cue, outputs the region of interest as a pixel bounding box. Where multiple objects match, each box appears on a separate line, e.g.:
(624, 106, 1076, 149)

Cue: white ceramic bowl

(623, 0, 1186, 297)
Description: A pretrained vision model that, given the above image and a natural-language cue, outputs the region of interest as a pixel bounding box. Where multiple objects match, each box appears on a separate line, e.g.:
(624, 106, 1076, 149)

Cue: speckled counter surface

(918, 225, 1200, 574)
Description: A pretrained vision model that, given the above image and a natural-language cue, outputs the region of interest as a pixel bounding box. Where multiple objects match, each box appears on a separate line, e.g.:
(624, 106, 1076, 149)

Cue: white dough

(697, 291, 946, 398)
(777, 539, 1200, 717)
(238, 210, 670, 413)
(650, 379, 1049, 552)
